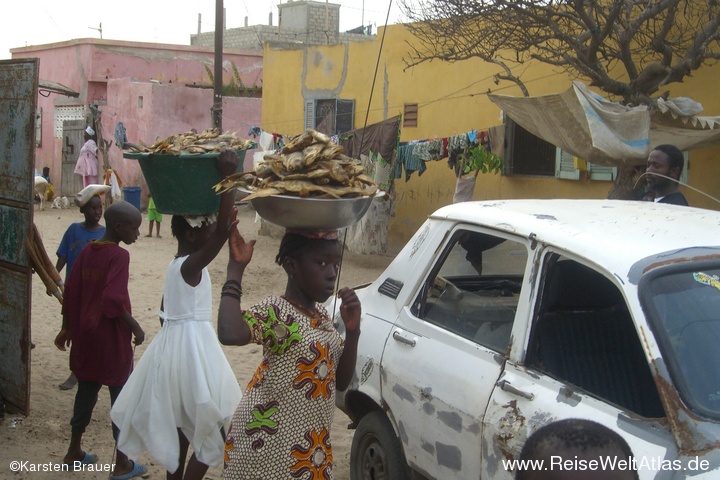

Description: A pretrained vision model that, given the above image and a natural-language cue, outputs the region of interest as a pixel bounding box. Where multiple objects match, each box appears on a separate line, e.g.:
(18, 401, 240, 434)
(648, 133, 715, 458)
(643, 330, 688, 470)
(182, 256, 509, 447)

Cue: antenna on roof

(89, 22, 103, 39)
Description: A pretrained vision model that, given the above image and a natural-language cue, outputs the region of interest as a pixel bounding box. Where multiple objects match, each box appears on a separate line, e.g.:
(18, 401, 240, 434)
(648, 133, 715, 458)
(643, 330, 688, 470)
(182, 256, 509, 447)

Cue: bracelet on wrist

(221, 290, 241, 301)
(222, 281, 243, 296)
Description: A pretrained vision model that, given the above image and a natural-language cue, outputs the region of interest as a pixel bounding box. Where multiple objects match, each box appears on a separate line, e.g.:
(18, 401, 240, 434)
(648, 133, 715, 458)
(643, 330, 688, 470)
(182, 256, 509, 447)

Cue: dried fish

(213, 129, 381, 199)
(129, 128, 254, 155)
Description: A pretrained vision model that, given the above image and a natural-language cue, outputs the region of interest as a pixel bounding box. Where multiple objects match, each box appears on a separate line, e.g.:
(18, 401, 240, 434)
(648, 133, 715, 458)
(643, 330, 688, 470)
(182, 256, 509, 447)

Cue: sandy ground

(0, 202, 394, 479)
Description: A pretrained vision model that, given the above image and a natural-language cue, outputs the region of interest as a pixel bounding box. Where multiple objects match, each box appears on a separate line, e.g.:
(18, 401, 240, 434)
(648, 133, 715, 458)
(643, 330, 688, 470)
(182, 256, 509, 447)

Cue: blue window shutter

(555, 148, 580, 180)
(588, 163, 617, 181)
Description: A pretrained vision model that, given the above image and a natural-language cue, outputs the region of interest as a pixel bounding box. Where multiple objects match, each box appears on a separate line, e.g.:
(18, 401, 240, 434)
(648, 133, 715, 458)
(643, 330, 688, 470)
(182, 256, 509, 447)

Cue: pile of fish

(128, 128, 255, 155)
(214, 129, 379, 201)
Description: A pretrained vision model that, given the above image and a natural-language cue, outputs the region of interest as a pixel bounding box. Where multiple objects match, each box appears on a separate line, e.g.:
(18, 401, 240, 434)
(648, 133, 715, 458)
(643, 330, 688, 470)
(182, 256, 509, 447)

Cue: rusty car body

(335, 199, 720, 479)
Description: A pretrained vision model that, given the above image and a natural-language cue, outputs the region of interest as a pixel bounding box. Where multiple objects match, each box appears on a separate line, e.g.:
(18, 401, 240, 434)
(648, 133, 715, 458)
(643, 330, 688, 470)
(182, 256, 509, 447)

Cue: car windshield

(643, 266, 720, 419)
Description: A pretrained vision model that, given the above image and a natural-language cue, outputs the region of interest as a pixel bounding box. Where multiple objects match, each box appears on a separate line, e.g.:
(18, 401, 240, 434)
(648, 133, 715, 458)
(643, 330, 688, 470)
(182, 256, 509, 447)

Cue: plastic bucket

(123, 186, 142, 211)
(124, 149, 247, 215)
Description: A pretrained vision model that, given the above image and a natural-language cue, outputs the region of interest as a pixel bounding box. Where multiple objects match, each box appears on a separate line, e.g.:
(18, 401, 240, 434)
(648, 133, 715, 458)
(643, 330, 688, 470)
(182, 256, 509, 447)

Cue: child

(111, 150, 243, 480)
(146, 193, 162, 238)
(54, 201, 147, 479)
(217, 227, 362, 479)
(55, 184, 110, 391)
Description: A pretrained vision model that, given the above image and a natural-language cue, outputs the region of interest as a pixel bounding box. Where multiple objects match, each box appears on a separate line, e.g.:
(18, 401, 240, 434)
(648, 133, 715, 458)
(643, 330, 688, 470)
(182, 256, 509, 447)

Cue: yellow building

(261, 23, 720, 251)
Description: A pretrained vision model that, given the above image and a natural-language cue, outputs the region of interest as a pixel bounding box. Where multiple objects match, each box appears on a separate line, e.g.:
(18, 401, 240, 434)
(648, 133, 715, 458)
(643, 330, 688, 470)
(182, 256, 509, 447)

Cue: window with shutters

(304, 98, 355, 136)
(403, 103, 418, 128)
(503, 118, 556, 176)
(555, 151, 689, 182)
(555, 149, 579, 180)
(555, 151, 618, 181)
(505, 117, 624, 181)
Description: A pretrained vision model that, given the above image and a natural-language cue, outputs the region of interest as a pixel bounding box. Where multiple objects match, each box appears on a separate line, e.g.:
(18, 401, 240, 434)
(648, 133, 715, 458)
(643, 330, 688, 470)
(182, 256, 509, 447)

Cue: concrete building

(258, 23, 720, 251)
(12, 39, 263, 207)
(191, 1, 374, 50)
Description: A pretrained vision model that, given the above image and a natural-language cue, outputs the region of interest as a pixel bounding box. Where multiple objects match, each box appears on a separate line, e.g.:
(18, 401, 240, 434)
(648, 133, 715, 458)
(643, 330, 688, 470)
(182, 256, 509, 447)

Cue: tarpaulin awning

(488, 82, 720, 167)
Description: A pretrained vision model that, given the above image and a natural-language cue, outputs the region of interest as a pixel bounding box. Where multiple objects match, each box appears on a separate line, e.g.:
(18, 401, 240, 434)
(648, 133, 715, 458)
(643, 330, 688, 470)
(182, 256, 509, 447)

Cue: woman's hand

(228, 227, 256, 268)
(338, 287, 361, 336)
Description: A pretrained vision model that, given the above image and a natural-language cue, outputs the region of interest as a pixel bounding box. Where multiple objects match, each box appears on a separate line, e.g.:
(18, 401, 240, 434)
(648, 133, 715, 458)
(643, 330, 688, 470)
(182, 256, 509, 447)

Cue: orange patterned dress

(223, 296, 345, 480)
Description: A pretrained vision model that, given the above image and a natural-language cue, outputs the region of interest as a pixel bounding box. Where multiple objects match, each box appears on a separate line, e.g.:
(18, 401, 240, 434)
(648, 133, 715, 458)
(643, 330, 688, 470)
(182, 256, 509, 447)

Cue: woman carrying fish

(217, 224, 361, 480)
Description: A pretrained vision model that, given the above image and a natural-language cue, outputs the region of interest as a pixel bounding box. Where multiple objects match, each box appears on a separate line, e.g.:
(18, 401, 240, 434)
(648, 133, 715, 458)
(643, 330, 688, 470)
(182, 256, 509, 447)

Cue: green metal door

(0, 58, 38, 416)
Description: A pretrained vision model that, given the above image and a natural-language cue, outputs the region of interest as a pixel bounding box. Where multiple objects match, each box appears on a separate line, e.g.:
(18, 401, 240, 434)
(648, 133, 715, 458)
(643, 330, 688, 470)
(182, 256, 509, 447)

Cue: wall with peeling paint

(260, 24, 720, 251)
(12, 39, 262, 208)
(102, 78, 261, 205)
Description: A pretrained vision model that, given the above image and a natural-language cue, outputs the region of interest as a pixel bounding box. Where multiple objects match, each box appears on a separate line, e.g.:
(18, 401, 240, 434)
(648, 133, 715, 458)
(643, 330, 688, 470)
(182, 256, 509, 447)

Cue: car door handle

(498, 380, 534, 401)
(392, 330, 416, 347)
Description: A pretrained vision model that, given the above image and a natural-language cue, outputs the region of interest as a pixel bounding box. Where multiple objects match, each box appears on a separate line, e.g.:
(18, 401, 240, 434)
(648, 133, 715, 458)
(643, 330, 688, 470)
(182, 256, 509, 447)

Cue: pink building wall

(106, 78, 261, 205)
(12, 38, 262, 204)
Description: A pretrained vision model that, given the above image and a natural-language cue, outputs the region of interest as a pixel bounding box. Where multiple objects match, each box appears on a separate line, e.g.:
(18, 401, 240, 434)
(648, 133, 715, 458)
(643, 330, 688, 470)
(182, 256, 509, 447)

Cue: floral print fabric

(223, 296, 344, 480)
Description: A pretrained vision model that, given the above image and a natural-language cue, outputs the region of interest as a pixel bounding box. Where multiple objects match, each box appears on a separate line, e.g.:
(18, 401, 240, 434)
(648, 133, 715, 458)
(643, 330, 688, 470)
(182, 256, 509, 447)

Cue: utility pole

(212, 0, 223, 131)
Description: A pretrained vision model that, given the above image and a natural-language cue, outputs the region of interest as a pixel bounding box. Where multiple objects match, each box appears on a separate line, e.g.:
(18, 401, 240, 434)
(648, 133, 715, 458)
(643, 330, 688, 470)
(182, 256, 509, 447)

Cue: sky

(2, 0, 408, 60)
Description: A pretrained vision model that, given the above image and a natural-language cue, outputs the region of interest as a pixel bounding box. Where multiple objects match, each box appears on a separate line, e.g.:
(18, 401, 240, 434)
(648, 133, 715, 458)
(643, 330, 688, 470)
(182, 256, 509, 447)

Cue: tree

(400, 0, 720, 198)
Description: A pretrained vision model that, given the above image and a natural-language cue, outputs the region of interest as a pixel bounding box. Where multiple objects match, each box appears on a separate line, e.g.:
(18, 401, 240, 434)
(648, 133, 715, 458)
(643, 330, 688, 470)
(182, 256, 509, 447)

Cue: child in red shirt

(54, 201, 147, 479)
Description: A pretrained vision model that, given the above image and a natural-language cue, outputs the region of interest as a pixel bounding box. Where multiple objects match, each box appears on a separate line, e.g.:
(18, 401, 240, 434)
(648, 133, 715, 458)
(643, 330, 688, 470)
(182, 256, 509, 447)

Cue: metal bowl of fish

(238, 188, 385, 230)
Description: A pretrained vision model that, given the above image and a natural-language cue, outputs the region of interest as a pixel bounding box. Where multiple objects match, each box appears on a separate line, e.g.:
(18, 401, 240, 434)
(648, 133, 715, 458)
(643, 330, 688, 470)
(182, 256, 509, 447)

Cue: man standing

(644, 144, 689, 206)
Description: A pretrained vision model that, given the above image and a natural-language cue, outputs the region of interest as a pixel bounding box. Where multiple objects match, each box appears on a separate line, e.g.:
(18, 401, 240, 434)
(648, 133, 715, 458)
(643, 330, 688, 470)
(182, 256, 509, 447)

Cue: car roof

(431, 199, 720, 276)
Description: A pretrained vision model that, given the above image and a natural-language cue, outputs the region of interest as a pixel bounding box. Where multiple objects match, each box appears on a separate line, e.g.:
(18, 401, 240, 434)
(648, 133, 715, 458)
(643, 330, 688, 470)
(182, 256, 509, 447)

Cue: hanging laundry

(448, 133, 470, 152)
(447, 133, 471, 174)
(114, 121, 128, 149)
(104, 169, 123, 200)
(258, 131, 274, 151)
(488, 125, 506, 159)
(360, 151, 394, 192)
(396, 143, 426, 181)
(412, 139, 444, 161)
(272, 133, 285, 151)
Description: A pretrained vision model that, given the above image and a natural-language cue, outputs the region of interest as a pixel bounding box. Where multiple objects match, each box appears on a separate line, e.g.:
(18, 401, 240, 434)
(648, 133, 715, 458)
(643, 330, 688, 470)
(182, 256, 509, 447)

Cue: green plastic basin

(124, 149, 247, 215)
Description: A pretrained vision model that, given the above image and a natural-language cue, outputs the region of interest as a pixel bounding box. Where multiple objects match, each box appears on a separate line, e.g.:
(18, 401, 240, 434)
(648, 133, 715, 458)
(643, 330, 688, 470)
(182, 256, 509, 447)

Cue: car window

(526, 256, 665, 418)
(411, 229, 527, 353)
(641, 265, 720, 420)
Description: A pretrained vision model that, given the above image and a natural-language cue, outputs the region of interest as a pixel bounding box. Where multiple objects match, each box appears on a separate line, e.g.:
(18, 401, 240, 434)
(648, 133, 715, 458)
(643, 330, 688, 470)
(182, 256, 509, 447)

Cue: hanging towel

(105, 169, 123, 200)
(258, 131, 275, 151)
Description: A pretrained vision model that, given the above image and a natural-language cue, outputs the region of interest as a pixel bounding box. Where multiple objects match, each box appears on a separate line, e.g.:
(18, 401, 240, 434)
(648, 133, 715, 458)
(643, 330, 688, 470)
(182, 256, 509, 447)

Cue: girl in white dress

(111, 151, 242, 480)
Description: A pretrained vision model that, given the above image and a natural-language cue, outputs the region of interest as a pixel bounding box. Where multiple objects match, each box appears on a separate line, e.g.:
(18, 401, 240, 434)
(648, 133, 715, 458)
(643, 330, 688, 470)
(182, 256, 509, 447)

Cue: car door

(381, 226, 531, 479)
(482, 251, 677, 479)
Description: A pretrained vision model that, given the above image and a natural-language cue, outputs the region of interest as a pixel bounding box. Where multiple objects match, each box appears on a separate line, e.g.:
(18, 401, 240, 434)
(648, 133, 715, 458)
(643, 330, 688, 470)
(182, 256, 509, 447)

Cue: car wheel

(350, 410, 409, 480)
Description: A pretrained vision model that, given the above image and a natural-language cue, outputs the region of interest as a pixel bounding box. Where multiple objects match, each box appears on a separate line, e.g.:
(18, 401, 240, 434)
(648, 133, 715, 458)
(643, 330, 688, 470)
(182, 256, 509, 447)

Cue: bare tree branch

(399, 0, 720, 105)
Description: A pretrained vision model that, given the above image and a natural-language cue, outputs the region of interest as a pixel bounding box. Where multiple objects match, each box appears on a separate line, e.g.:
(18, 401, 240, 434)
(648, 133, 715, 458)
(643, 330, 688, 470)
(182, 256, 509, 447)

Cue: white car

(335, 199, 720, 479)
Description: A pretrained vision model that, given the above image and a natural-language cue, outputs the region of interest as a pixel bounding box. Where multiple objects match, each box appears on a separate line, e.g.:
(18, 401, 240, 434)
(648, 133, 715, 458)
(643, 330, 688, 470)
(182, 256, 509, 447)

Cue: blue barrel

(122, 186, 142, 211)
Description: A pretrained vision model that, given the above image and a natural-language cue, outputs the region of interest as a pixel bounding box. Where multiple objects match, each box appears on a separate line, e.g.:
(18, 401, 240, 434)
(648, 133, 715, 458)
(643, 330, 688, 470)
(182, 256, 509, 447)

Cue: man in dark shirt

(644, 144, 689, 206)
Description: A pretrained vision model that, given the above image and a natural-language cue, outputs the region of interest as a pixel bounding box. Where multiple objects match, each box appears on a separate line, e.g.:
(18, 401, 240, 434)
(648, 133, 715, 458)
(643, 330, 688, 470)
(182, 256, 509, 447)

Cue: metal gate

(0, 58, 38, 416)
(61, 120, 86, 197)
